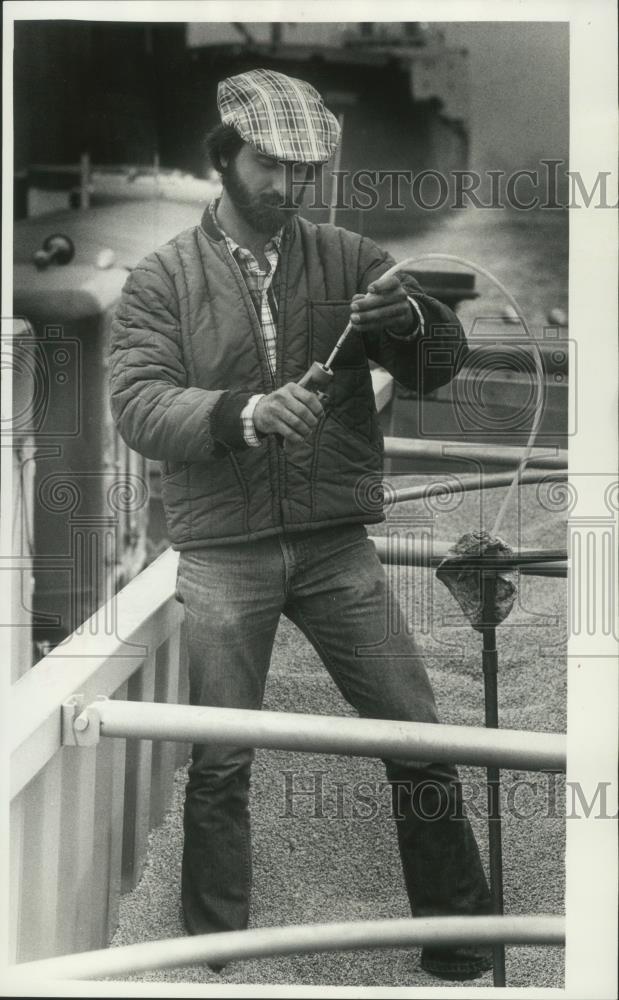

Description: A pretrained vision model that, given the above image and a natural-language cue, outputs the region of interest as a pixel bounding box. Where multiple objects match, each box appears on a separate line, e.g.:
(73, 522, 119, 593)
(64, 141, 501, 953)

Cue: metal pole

(10, 914, 565, 981)
(71, 699, 566, 772)
(383, 437, 567, 469)
(481, 570, 506, 987)
(370, 536, 568, 577)
(385, 468, 566, 506)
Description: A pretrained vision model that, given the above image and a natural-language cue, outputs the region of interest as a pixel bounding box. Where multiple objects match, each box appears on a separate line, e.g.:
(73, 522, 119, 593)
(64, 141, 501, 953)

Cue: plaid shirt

(209, 200, 423, 447)
(209, 200, 281, 446)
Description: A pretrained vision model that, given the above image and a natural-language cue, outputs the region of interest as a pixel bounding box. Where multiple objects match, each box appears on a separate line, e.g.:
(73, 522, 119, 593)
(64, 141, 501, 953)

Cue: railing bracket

(61, 694, 85, 745)
(62, 695, 108, 747)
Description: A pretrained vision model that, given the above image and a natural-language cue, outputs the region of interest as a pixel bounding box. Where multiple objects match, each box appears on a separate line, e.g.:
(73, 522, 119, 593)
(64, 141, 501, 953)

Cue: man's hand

(253, 383, 324, 445)
(350, 272, 415, 336)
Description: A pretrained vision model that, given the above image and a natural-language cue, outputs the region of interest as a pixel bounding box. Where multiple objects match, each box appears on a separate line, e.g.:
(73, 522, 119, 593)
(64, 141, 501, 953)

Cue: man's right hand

(253, 383, 324, 445)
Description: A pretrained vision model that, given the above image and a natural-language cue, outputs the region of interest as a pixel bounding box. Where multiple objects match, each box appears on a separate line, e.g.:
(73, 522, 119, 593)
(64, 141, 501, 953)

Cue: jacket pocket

(227, 452, 251, 535)
(161, 460, 190, 483)
(307, 299, 367, 369)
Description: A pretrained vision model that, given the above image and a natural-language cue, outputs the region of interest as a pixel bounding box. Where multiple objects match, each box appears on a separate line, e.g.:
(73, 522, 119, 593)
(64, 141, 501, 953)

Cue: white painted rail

(73, 698, 566, 773)
(10, 915, 565, 981)
(383, 436, 567, 468)
(9, 547, 187, 964)
(8, 539, 566, 972)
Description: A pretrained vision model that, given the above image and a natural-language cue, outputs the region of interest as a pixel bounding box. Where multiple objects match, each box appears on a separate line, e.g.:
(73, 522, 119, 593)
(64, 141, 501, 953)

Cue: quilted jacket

(109, 208, 468, 548)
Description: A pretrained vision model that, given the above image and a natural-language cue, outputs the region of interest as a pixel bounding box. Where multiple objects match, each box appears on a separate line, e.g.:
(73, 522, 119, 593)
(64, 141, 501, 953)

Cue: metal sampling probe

(296, 320, 354, 400)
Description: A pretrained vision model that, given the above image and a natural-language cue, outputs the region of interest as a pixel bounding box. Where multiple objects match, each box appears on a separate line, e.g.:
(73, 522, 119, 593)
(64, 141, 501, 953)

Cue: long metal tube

(11, 915, 565, 981)
(82, 700, 566, 772)
(385, 468, 566, 505)
(370, 537, 568, 577)
(481, 572, 506, 986)
(324, 320, 354, 368)
(383, 436, 567, 469)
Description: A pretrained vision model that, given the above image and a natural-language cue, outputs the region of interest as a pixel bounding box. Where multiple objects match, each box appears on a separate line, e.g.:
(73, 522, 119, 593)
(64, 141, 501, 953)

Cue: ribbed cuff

(210, 389, 256, 450)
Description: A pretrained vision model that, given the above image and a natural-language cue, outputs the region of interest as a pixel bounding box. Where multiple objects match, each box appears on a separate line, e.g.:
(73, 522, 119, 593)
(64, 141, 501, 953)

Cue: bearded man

(109, 68, 492, 981)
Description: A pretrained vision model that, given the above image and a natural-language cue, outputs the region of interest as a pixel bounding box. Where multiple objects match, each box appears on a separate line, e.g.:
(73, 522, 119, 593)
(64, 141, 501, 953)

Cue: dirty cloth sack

(436, 529, 518, 630)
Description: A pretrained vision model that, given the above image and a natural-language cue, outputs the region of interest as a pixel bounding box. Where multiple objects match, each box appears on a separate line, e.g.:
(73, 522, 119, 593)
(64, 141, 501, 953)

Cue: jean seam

(290, 603, 355, 703)
(242, 804, 252, 921)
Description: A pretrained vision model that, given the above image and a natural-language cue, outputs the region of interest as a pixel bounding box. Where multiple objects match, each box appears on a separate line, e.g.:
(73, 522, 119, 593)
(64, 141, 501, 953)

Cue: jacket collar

(200, 203, 224, 241)
(199, 200, 296, 250)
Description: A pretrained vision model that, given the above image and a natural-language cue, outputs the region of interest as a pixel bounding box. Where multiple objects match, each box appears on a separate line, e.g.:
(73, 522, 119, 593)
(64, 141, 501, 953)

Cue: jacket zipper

(274, 228, 290, 524)
(219, 239, 283, 526)
(220, 241, 276, 391)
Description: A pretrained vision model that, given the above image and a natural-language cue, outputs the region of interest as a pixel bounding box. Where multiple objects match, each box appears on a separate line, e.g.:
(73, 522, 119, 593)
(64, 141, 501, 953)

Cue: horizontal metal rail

(370, 537, 568, 577)
(386, 468, 566, 504)
(10, 915, 565, 980)
(383, 437, 567, 468)
(68, 699, 566, 773)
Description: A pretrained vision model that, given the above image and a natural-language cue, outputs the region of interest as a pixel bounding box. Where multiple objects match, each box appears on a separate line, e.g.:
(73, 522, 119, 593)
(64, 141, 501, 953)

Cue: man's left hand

(350, 273, 415, 336)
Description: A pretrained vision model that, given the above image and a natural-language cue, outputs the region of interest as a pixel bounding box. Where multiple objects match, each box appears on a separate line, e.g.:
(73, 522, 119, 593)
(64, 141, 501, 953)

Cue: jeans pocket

(174, 566, 185, 605)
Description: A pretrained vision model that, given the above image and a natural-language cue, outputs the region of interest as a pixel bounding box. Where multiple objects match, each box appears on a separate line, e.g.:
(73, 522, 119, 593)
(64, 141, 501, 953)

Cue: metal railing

(10, 915, 565, 981)
(383, 436, 567, 468)
(9, 547, 187, 964)
(9, 540, 567, 981)
(64, 697, 566, 772)
(371, 536, 568, 577)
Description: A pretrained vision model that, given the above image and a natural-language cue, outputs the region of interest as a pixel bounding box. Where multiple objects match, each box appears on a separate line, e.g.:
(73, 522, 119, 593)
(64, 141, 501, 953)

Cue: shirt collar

(209, 198, 283, 258)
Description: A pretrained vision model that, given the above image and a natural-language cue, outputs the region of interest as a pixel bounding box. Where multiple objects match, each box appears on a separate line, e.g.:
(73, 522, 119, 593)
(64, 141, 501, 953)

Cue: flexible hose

(378, 254, 549, 538)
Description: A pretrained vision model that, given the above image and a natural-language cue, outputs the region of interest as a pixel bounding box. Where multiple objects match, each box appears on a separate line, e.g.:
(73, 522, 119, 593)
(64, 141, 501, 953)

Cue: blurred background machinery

(14, 20, 469, 233)
(12, 227, 150, 666)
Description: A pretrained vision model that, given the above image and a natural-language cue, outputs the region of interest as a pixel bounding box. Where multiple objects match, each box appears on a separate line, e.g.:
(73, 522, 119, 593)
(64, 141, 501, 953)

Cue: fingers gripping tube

(297, 361, 334, 404)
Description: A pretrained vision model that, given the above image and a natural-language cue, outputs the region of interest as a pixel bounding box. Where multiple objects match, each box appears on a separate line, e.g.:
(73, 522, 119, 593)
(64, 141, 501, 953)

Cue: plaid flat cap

(217, 68, 340, 163)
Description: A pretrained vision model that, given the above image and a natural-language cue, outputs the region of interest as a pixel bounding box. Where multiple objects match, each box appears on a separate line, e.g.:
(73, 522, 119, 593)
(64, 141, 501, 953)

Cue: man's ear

(220, 154, 229, 170)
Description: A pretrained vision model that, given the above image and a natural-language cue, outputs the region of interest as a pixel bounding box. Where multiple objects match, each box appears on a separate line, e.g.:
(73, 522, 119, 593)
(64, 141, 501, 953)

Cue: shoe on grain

(181, 912, 227, 974)
(420, 944, 494, 981)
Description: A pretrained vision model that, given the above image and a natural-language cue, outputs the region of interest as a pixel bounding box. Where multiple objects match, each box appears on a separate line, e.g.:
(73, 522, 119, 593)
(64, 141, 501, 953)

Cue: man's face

(222, 144, 313, 235)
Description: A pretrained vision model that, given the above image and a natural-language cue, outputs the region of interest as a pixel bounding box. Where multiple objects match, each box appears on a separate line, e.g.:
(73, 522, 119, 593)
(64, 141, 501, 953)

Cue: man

(109, 68, 492, 981)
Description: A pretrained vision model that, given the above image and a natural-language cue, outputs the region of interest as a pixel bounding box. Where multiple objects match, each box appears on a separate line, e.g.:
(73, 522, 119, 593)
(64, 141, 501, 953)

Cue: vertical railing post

(150, 629, 182, 827)
(9, 548, 184, 962)
(106, 684, 129, 938)
(122, 654, 156, 891)
(55, 743, 99, 955)
(15, 755, 64, 961)
(9, 796, 25, 962)
(92, 682, 129, 947)
(481, 570, 506, 987)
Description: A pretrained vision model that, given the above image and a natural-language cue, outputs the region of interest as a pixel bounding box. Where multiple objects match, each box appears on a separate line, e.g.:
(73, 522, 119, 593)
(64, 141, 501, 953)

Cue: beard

(222, 159, 301, 235)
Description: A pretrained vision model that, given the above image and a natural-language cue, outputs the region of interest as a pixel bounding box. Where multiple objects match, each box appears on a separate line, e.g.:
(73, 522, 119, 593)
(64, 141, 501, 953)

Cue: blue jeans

(176, 524, 490, 936)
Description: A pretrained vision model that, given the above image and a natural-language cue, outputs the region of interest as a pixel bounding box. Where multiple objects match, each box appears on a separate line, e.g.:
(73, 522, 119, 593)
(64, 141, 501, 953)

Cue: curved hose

(379, 253, 548, 537)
